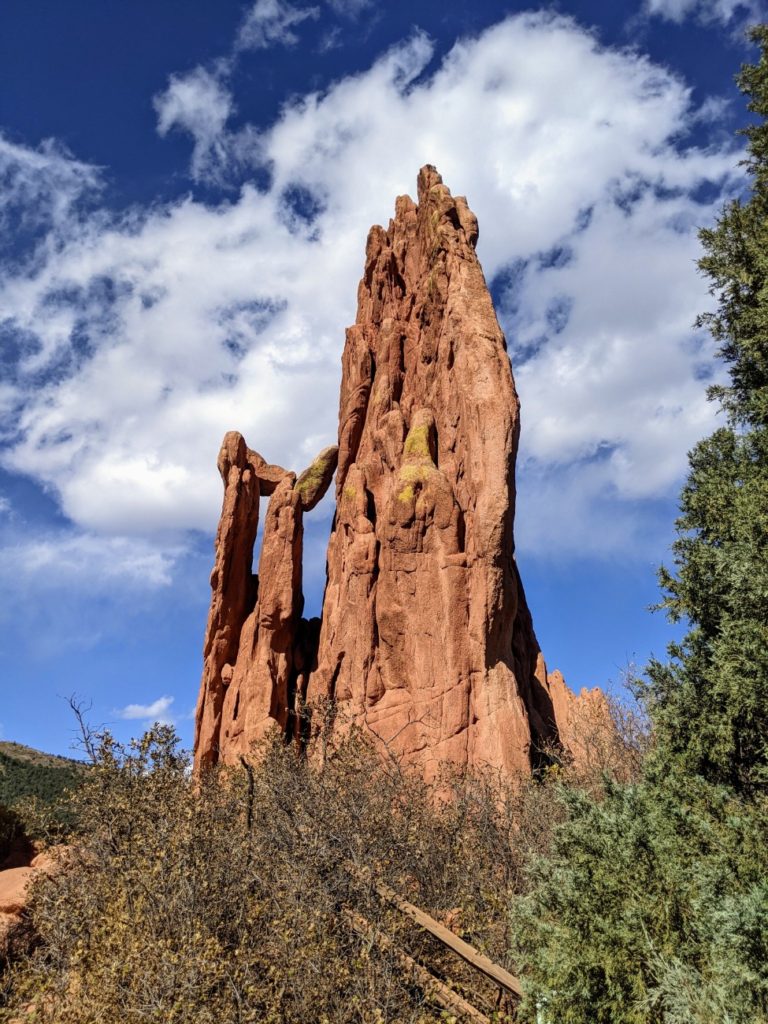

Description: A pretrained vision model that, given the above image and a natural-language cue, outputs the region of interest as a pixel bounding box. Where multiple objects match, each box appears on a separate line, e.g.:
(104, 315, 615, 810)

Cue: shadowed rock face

(194, 166, 583, 777)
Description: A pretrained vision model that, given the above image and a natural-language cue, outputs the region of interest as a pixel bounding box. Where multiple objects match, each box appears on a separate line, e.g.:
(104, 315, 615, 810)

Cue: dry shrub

(541, 686, 651, 795)
(2, 694, 649, 1024)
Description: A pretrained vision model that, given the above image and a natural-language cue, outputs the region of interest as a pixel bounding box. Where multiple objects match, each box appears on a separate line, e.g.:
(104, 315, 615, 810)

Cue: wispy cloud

(325, 0, 375, 17)
(0, 532, 181, 590)
(0, 135, 101, 232)
(150, 0, 373, 187)
(236, 0, 320, 51)
(154, 67, 234, 179)
(644, 0, 766, 26)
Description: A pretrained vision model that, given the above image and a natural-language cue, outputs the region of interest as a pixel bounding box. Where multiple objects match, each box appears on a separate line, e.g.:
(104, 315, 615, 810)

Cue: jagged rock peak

(194, 167, 588, 779)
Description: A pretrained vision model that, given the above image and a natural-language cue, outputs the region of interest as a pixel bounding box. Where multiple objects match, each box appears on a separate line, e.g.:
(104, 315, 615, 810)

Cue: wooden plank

(344, 909, 491, 1024)
(372, 878, 524, 1000)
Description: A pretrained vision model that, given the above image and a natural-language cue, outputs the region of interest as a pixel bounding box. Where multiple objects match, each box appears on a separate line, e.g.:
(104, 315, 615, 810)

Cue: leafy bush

(511, 778, 768, 1023)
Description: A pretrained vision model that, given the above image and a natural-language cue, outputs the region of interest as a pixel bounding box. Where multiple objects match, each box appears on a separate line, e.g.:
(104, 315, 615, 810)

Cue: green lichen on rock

(342, 485, 357, 502)
(403, 424, 434, 463)
(403, 417, 438, 466)
(396, 463, 436, 503)
(294, 445, 339, 511)
(296, 461, 324, 496)
(399, 464, 431, 483)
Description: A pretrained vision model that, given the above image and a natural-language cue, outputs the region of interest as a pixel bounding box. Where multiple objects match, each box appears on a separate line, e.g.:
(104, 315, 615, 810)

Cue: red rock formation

(194, 432, 292, 769)
(305, 166, 562, 778)
(547, 670, 616, 771)
(0, 848, 61, 965)
(194, 166, 583, 778)
(195, 443, 338, 767)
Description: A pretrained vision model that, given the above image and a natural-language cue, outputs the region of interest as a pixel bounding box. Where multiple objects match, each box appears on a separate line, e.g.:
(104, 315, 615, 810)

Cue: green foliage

(511, 28, 768, 1022)
(0, 744, 85, 808)
(641, 25, 768, 794)
(698, 25, 768, 428)
(512, 780, 768, 1023)
(647, 423, 768, 793)
(0, 803, 23, 863)
(0, 743, 86, 842)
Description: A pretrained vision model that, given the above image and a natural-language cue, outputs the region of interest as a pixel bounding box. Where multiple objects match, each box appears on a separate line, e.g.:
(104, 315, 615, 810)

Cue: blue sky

(0, 0, 762, 756)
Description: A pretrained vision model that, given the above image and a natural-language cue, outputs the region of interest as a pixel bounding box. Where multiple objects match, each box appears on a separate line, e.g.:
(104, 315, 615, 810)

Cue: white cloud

(325, 0, 375, 16)
(153, 67, 261, 182)
(236, 0, 320, 51)
(155, 66, 231, 148)
(116, 695, 175, 724)
(644, 0, 765, 24)
(0, 12, 744, 567)
(0, 532, 180, 590)
(0, 134, 102, 301)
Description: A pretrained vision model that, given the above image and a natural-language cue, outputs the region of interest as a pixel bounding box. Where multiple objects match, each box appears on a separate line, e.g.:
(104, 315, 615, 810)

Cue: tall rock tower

(194, 166, 580, 778)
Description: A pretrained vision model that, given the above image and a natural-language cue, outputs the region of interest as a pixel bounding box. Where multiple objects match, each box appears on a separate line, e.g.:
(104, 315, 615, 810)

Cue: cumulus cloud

(0, 12, 744, 570)
(644, 0, 765, 24)
(116, 695, 175, 724)
(236, 0, 319, 51)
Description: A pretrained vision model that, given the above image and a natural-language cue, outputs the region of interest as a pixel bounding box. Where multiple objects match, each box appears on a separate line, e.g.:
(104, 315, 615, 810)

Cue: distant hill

(0, 741, 87, 809)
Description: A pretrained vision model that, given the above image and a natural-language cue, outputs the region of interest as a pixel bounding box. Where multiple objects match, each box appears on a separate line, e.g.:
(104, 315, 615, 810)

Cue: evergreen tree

(513, 29, 768, 1022)
(646, 24, 768, 795)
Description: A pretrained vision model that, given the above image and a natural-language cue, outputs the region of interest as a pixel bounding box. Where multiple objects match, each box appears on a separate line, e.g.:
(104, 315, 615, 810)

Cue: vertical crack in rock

(194, 167, 595, 778)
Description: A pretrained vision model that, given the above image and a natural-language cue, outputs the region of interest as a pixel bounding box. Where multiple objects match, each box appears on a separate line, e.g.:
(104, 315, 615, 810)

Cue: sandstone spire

(304, 165, 561, 778)
(194, 166, 583, 777)
(194, 433, 337, 768)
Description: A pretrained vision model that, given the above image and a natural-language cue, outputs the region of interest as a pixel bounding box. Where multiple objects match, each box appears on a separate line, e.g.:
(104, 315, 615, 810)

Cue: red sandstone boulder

(0, 867, 34, 917)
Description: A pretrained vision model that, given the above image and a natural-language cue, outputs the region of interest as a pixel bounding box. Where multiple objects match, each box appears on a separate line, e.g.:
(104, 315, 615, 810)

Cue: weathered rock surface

(305, 166, 560, 778)
(194, 166, 585, 778)
(546, 670, 614, 768)
(0, 847, 60, 965)
(0, 867, 34, 917)
(195, 439, 338, 766)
